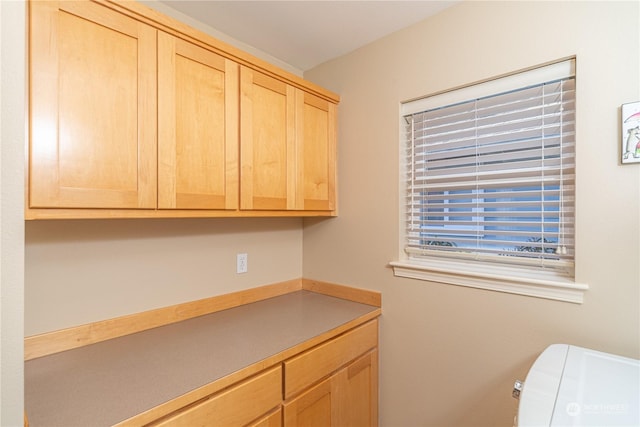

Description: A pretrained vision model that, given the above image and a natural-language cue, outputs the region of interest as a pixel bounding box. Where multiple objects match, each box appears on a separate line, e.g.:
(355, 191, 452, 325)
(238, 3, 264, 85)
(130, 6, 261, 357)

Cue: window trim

(389, 258, 588, 303)
(393, 58, 588, 303)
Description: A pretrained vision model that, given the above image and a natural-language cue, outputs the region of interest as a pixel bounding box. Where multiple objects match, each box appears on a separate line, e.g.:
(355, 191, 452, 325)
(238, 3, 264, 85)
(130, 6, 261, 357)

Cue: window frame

(391, 58, 588, 303)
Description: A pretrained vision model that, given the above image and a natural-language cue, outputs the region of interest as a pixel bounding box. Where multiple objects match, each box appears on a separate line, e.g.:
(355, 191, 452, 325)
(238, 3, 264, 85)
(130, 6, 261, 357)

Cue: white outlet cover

(236, 253, 248, 274)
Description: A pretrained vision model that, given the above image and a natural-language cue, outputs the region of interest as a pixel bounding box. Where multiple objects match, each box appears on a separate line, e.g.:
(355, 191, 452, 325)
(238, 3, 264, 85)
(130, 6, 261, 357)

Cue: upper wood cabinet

(27, 0, 339, 219)
(240, 67, 296, 211)
(157, 32, 239, 210)
(298, 91, 337, 212)
(240, 67, 336, 212)
(29, 1, 158, 209)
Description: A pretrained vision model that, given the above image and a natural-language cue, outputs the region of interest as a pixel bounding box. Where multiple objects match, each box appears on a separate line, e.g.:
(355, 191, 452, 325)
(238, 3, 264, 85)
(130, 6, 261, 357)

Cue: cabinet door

(29, 1, 157, 209)
(240, 67, 296, 210)
(158, 33, 239, 210)
(283, 377, 336, 427)
(338, 350, 379, 427)
(295, 91, 337, 211)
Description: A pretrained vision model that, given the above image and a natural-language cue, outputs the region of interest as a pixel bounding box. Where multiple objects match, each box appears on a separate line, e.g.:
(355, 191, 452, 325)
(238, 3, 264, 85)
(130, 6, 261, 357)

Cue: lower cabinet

(145, 320, 378, 427)
(283, 350, 378, 427)
(283, 320, 379, 427)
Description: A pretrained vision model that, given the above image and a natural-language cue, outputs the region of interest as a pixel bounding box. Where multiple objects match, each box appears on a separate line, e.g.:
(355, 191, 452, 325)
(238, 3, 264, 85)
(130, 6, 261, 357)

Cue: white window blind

(402, 60, 576, 277)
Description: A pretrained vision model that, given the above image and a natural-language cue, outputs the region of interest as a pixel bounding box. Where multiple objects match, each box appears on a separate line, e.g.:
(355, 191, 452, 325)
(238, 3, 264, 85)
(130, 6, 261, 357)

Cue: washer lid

(518, 344, 640, 427)
(551, 345, 640, 426)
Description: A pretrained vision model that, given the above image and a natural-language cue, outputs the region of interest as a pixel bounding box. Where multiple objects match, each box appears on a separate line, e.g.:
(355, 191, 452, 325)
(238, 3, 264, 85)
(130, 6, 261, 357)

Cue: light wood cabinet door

(29, 1, 157, 209)
(338, 350, 379, 427)
(240, 67, 296, 210)
(284, 376, 335, 427)
(295, 91, 337, 211)
(158, 32, 239, 210)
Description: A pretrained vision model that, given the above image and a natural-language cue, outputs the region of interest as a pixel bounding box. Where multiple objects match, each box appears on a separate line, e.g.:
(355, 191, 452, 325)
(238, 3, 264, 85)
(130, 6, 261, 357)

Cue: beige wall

(304, 1, 640, 426)
(25, 218, 303, 335)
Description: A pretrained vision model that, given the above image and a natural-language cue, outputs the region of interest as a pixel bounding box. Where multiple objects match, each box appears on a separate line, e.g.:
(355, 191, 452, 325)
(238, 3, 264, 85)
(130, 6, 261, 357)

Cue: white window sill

(389, 259, 588, 304)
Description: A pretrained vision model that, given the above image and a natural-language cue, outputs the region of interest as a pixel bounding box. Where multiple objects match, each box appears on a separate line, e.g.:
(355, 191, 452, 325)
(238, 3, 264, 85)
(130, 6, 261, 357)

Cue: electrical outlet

(236, 253, 248, 274)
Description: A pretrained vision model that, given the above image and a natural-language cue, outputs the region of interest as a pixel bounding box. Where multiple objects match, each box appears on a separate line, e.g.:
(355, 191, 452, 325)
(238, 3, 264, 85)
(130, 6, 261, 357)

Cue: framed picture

(622, 101, 640, 164)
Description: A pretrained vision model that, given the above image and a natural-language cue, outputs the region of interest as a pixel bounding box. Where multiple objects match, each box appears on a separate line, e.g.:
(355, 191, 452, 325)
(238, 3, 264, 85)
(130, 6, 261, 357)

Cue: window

(391, 59, 588, 303)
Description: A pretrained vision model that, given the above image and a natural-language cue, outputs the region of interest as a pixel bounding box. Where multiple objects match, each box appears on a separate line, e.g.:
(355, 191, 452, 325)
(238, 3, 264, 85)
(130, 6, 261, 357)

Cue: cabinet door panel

(340, 350, 379, 427)
(158, 33, 239, 210)
(283, 377, 335, 427)
(29, 1, 157, 209)
(296, 91, 337, 211)
(241, 67, 296, 210)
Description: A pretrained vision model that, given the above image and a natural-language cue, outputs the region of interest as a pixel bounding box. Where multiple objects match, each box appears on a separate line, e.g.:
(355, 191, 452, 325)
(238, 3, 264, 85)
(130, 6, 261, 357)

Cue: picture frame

(622, 101, 640, 164)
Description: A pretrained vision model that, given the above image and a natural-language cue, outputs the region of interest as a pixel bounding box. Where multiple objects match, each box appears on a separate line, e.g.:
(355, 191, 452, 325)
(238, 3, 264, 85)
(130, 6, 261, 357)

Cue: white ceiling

(159, 1, 459, 72)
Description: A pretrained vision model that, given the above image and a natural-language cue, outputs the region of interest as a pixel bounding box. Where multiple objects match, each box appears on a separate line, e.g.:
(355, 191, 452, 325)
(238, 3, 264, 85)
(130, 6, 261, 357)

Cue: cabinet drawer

(152, 365, 282, 426)
(283, 320, 378, 398)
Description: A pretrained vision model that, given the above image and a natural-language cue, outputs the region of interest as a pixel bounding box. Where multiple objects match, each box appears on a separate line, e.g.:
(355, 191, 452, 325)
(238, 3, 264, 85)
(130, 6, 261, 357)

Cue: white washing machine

(515, 344, 640, 426)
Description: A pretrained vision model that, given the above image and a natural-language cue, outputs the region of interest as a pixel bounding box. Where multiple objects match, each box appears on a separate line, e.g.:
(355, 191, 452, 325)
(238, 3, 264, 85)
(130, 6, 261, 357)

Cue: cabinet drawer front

(284, 320, 378, 398)
(153, 366, 282, 427)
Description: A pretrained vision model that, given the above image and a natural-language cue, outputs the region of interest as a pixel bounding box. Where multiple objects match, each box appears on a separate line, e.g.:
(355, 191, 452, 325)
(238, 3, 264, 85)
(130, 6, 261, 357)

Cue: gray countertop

(25, 290, 379, 427)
